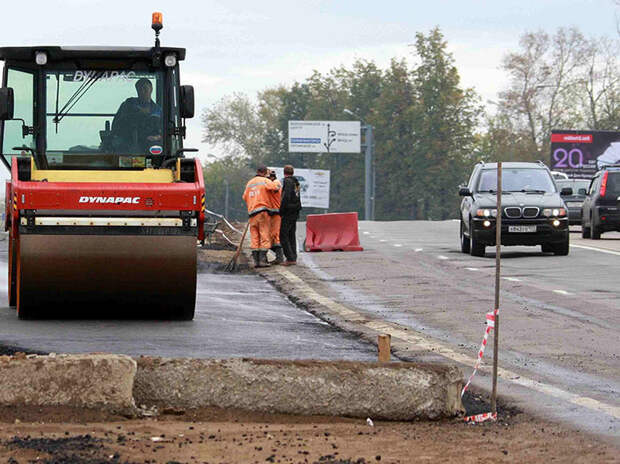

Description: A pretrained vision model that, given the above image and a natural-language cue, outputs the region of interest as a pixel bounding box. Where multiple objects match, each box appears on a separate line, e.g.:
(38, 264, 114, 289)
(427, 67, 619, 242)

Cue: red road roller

(0, 13, 204, 319)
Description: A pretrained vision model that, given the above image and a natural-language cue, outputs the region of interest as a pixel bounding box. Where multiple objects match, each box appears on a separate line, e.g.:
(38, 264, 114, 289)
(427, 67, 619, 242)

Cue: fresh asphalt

(0, 241, 376, 361)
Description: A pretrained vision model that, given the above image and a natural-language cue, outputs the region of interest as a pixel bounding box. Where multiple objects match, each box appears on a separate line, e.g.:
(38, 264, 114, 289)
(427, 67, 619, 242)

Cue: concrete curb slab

(134, 357, 464, 420)
(0, 353, 136, 411)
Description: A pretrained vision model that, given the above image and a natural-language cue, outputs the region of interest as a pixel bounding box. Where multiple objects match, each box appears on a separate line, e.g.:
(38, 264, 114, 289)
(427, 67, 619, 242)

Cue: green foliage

(202, 156, 253, 220)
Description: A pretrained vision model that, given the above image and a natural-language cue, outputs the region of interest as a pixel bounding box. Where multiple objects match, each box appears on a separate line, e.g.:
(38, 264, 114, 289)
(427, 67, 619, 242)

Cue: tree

(495, 27, 620, 160)
(202, 155, 253, 220)
(201, 93, 267, 164)
(576, 36, 620, 130)
(410, 28, 481, 220)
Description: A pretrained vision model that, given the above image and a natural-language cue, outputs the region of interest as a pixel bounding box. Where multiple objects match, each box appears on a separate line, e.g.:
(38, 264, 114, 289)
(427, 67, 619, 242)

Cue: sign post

(288, 121, 361, 153)
(491, 162, 502, 415)
(269, 167, 331, 209)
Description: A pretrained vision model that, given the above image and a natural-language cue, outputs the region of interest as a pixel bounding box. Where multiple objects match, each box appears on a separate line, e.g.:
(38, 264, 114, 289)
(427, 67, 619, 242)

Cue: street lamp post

(344, 109, 374, 221)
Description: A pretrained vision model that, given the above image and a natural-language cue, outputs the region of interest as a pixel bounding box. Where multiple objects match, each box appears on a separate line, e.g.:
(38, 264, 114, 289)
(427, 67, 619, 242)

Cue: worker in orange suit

(267, 170, 284, 264)
(242, 166, 279, 268)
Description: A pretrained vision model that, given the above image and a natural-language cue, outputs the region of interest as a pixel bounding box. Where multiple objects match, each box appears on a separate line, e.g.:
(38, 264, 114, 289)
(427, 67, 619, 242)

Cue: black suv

(459, 162, 570, 257)
(581, 165, 620, 239)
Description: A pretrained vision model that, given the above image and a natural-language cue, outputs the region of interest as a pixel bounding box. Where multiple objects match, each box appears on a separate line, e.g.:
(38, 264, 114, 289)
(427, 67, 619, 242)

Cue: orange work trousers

(270, 214, 281, 247)
(249, 211, 271, 250)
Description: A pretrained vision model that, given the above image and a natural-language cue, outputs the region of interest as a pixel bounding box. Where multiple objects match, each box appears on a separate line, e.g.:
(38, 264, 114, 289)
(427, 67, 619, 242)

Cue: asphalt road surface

(0, 242, 376, 361)
(295, 220, 619, 443)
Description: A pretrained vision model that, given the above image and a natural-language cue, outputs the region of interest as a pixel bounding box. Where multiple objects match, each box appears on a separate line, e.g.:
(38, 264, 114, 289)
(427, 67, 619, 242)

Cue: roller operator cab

(0, 13, 205, 320)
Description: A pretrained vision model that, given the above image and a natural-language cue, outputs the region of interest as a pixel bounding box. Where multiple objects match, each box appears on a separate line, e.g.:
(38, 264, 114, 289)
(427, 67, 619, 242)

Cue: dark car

(556, 179, 590, 225)
(459, 161, 569, 257)
(581, 165, 620, 239)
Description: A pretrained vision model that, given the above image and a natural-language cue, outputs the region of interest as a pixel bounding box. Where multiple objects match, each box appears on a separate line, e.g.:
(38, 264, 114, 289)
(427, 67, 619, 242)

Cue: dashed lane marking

(274, 266, 620, 421)
(393, 244, 403, 247)
(465, 267, 480, 271)
(379, 239, 387, 243)
(437, 255, 449, 260)
(362, 231, 370, 235)
(571, 244, 620, 257)
(553, 289, 573, 296)
(502, 277, 522, 282)
(414, 248, 423, 252)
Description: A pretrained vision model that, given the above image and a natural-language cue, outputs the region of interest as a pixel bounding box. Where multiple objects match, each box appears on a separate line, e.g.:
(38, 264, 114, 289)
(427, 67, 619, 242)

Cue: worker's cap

(268, 170, 277, 179)
(135, 78, 153, 90)
(257, 165, 268, 174)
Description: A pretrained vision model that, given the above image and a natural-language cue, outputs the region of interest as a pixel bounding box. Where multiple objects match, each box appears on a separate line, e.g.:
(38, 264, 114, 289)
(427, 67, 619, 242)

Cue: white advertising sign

(270, 168, 331, 209)
(288, 121, 361, 153)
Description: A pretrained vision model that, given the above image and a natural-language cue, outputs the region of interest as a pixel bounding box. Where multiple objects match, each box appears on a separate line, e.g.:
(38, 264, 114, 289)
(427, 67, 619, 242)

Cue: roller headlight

(164, 54, 177, 67)
(35, 51, 47, 65)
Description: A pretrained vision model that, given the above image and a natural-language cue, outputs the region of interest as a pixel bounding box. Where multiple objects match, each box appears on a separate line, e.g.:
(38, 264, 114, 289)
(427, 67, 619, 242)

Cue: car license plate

(508, 225, 536, 233)
(566, 202, 582, 207)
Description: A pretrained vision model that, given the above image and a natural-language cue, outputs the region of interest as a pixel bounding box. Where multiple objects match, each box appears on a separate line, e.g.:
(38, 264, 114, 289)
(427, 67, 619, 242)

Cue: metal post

(364, 125, 373, 221)
(371, 148, 376, 221)
(491, 162, 502, 415)
(224, 179, 230, 219)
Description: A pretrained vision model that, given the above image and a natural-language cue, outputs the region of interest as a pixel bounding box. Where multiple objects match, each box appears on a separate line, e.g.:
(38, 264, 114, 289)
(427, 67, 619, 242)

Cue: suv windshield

(45, 69, 164, 168)
(477, 168, 556, 193)
(556, 179, 589, 196)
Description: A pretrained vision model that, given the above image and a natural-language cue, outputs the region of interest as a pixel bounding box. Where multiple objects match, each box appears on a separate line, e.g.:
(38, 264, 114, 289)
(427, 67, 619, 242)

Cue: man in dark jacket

(279, 165, 302, 265)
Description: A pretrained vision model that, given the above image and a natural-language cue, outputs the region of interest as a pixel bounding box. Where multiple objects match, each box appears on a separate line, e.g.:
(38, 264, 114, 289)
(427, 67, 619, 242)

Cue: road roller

(0, 13, 205, 320)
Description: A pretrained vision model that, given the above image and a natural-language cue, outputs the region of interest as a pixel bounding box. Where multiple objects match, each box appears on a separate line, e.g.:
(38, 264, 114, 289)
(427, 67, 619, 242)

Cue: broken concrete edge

(0, 352, 463, 421)
(134, 356, 464, 420)
(0, 353, 138, 416)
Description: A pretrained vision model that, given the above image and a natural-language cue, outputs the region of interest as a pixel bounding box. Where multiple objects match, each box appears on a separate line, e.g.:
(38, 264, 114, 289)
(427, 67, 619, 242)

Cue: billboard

(270, 167, 331, 209)
(550, 130, 620, 178)
(288, 121, 361, 153)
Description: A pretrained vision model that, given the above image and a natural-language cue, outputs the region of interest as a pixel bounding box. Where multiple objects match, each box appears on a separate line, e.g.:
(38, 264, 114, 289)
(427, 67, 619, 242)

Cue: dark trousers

(280, 216, 298, 262)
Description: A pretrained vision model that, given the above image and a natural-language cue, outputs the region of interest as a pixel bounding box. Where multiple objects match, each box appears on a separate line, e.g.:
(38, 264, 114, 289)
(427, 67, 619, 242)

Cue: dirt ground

(0, 405, 617, 464)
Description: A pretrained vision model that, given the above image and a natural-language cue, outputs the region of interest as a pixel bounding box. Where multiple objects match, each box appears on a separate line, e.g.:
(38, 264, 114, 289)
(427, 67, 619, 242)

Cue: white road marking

(379, 239, 387, 242)
(553, 289, 573, 296)
(414, 248, 423, 252)
(465, 267, 480, 271)
(393, 244, 403, 247)
(571, 244, 620, 256)
(362, 231, 369, 235)
(437, 255, 449, 260)
(274, 266, 620, 421)
(502, 277, 522, 282)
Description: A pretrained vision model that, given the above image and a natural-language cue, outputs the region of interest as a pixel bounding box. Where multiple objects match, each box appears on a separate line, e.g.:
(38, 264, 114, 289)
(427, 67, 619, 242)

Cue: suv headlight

(542, 208, 566, 217)
(476, 208, 497, 218)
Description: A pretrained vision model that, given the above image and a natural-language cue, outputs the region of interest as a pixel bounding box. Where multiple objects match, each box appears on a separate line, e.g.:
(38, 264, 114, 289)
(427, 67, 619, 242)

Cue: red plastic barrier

(305, 212, 364, 252)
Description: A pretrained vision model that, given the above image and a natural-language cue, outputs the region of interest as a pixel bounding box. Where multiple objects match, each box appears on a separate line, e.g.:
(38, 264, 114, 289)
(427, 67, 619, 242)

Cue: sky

(0, 0, 618, 169)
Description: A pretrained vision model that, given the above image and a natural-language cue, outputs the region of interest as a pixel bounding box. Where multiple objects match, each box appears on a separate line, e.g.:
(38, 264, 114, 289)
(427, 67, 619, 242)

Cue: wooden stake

(491, 162, 502, 415)
(378, 334, 391, 362)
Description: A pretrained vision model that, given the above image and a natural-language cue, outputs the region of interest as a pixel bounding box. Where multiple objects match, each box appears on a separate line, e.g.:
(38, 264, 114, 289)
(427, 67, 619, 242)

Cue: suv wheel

(541, 243, 553, 253)
(581, 221, 590, 238)
(591, 216, 601, 240)
(460, 221, 470, 253)
(469, 220, 485, 257)
(553, 236, 570, 256)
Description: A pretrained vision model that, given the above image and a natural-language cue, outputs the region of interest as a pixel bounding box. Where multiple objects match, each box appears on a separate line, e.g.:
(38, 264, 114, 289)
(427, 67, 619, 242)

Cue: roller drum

(16, 234, 196, 320)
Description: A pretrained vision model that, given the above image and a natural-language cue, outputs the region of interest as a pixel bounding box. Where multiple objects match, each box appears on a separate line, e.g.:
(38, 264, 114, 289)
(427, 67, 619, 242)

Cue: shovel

(225, 222, 249, 272)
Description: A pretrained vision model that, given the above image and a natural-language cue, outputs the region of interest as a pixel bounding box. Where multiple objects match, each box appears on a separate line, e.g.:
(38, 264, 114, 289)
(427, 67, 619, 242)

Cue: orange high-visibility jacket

(267, 179, 282, 214)
(242, 176, 279, 216)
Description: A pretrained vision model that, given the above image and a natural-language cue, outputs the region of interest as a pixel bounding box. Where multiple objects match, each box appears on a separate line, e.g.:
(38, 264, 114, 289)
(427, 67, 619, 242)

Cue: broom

(225, 222, 250, 272)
